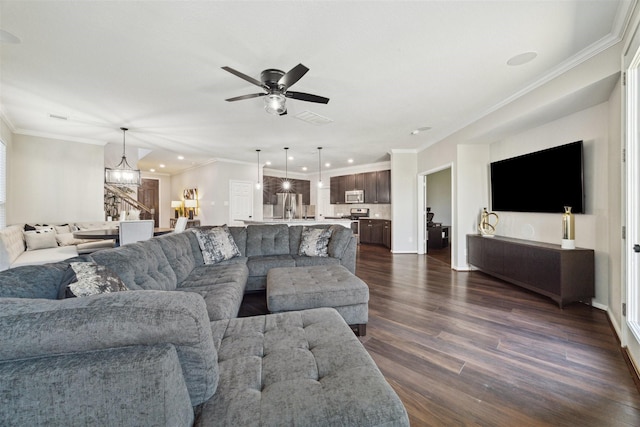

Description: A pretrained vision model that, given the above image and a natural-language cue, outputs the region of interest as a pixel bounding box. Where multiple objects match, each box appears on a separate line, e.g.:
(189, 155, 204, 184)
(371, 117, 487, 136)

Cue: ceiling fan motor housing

(261, 69, 286, 91)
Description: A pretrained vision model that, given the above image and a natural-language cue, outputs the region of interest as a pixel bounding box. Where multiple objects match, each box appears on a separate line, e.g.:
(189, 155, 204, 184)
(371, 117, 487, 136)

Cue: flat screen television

(490, 141, 585, 214)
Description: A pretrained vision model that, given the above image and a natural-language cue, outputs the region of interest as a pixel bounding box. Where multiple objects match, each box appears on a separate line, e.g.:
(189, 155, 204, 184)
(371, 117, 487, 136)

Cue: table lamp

(171, 200, 183, 218)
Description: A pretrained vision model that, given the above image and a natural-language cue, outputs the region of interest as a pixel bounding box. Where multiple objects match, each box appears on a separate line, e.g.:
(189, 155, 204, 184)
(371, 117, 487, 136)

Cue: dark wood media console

(467, 234, 594, 307)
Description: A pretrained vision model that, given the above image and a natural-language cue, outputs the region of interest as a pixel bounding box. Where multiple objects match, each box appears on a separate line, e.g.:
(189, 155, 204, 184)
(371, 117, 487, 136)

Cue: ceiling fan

(221, 63, 329, 116)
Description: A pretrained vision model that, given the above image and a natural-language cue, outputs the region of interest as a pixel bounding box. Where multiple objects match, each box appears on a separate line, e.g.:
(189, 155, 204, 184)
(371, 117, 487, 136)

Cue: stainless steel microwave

(345, 190, 364, 204)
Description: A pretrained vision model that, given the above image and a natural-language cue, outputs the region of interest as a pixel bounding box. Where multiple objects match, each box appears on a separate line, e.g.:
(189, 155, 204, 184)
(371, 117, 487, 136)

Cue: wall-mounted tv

(490, 141, 585, 214)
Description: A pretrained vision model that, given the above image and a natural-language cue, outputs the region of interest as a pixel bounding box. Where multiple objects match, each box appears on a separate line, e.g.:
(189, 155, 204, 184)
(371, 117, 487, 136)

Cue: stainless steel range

(349, 208, 369, 243)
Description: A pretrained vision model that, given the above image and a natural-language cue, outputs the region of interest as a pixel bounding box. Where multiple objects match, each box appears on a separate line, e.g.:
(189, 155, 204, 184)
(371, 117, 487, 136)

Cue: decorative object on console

(561, 205, 575, 249)
(478, 207, 499, 237)
(104, 127, 141, 187)
(184, 199, 197, 219)
(183, 188, 199, 219)
(171, 200, 183, 218)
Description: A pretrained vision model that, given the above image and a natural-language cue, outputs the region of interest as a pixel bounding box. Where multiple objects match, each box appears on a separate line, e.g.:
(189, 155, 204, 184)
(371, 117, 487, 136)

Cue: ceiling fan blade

(279, 63, 309, 89)
(221, 66, 264, 87)
(285, 91, 329, 104)
(225, 93, 266, 102)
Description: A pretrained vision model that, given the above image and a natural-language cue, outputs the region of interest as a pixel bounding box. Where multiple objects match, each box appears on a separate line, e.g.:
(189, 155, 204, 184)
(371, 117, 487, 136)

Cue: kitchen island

(240, 218, 353, 228)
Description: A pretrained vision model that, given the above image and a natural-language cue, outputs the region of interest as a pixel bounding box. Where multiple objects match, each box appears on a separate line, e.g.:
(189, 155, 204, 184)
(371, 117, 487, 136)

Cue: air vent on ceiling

(295, 110, 333, 126)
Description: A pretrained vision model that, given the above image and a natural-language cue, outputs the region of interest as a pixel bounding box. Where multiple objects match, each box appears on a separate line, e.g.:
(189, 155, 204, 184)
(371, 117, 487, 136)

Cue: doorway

(418, 165, 453, 266)
(138, 178, 159, 227)
(229, 180, 254, 225)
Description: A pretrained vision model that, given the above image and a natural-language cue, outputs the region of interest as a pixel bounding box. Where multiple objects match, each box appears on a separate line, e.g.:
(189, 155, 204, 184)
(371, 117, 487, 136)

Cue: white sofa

(0, 222, 119, 271)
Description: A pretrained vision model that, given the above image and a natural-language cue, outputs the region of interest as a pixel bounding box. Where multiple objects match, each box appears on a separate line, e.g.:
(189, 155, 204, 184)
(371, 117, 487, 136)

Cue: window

(0, 140, 5, 228)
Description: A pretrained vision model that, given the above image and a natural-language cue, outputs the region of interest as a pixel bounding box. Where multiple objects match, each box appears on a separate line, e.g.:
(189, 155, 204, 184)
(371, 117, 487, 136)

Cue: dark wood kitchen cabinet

(330, 176, 345, 204)
(466, 234, 594, 307)
(363, 170, 391, 204)
(360, 219, 390, 249)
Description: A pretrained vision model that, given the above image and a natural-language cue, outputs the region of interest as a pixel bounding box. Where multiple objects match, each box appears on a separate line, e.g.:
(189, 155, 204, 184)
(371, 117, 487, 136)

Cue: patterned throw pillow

(58, 262, 128, 299)
(298, 227, 333, 257)
(194, 225, 241, 264)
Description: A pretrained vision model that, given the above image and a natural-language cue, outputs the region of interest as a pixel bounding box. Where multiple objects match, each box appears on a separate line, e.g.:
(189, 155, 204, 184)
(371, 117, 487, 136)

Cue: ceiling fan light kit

(222, 63, 329, 116)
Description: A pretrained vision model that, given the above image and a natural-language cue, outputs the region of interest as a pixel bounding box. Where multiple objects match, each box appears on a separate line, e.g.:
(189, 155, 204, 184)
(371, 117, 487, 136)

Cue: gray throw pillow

(58, 261, 128, 299)
(298, 226, 333, 257)
(194, 225, 241, 264)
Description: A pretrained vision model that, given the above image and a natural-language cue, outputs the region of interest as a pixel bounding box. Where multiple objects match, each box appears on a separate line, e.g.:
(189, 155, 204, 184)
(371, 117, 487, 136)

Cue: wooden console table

(467, 234, 594, 307)
(170, 218, 201, 229)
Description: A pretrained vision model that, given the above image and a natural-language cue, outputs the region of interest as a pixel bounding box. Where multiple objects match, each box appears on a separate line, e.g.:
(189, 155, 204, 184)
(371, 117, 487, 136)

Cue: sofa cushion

(0, 262, 70, 299)
(179, 264, 248, 320)
(246, 224, 290, 257)
(58, 261, 128, 299)
(199, 308, 409, 426)
(89, 239, 178, 291)
(298, 226, 332, 257)
(9, 246, 79, 269)
(194, 225, 241, 264)
(156, 232, 201, 284)
(247, 254, 296, 277)
(327, 225, 353, 258)
(291, 255, 340, 269)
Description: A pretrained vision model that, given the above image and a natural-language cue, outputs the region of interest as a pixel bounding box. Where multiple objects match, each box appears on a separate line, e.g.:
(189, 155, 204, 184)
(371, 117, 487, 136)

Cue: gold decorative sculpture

(478, 207, 499, 236)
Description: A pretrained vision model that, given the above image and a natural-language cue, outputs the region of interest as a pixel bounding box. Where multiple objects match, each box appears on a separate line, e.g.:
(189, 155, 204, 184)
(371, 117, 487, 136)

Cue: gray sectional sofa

(0, 223, 408, 426)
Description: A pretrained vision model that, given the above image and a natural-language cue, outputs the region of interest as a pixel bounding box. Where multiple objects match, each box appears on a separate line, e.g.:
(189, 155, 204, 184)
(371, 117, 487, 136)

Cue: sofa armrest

(0, 290, 218, 406)
(0, 344, 194, 426)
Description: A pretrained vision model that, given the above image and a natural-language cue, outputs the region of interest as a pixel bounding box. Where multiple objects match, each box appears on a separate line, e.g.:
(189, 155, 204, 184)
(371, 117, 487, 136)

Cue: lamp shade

(184, 200, 198, 208)
(171, 201, 182, 208)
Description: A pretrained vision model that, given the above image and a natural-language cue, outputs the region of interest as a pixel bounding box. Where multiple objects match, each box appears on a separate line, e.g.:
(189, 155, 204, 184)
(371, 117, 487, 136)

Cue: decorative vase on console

(561, 206, 575, 249)
(478, 207, 499, 237)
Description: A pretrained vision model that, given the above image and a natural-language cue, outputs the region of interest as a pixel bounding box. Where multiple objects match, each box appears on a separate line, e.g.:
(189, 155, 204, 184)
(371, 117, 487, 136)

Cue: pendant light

(104, 127, 141, 186)
(317, 147, 323, 188)
(255, 149, 261, 190)
(282, 147, 291, 191)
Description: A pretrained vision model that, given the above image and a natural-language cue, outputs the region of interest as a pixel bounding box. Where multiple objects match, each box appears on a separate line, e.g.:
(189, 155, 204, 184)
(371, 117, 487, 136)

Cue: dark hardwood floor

(239, 244, 640, 426)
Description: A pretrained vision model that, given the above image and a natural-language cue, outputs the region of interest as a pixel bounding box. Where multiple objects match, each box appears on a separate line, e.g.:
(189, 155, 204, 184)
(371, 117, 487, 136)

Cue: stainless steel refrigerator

(275, 193, 302, 219)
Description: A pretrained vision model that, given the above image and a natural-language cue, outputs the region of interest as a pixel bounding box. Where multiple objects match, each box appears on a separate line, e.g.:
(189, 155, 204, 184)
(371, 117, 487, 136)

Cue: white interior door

(229, 180, 253, 225)
(318, 187, 330, 218)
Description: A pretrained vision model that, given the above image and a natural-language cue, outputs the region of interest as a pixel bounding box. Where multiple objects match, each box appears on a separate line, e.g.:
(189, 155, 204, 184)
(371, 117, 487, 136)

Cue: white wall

(489, 103, 610, 307)
(170, 159, 262, 226)
(10, 134, 105, 224)
(391, 151, 417, 252)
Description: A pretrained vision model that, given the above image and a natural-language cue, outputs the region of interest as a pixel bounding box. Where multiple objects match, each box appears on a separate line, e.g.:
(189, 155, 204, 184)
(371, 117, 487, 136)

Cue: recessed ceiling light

(302, 166, 308, 171)
(325, 162, 331, 168)
(177, 155, 184, 160)
(507, 51, 537, 66)
(159, 164, 165, 168)
(150, 168, 156, 172)
(266, 161, 272, 166)
(411, 126, 431, 135)
(348, 159, 354, 163)
(288, 156, 294, 161)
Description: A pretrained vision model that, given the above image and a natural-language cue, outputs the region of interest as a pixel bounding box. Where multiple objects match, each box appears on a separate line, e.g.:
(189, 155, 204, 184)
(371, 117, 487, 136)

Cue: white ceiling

(0, 1, 634, 175)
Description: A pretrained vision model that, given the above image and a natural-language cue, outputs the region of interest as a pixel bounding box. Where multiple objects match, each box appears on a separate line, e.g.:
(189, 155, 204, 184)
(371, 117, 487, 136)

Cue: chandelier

(104, 127, 141, 186)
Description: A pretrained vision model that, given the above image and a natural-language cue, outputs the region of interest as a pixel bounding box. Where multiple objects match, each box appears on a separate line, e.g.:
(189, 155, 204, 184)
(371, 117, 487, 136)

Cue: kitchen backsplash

(331, 204, 391, 220)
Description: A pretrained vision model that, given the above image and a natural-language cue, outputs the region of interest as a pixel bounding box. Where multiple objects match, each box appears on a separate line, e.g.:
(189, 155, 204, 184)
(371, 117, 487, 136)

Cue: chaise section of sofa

(0, 291, 219, 426)
(198, 307, 409, 426)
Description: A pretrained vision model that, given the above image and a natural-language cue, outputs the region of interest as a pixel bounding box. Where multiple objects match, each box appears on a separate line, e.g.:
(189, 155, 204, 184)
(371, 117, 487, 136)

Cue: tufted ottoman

(266, 264, 369, 336)
(197, 308, 409, 426)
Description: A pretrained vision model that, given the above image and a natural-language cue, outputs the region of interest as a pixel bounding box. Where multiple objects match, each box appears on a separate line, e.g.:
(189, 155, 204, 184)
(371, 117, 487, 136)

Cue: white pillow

(24, 230, 58, 250)
(56, 232, 85, 246)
